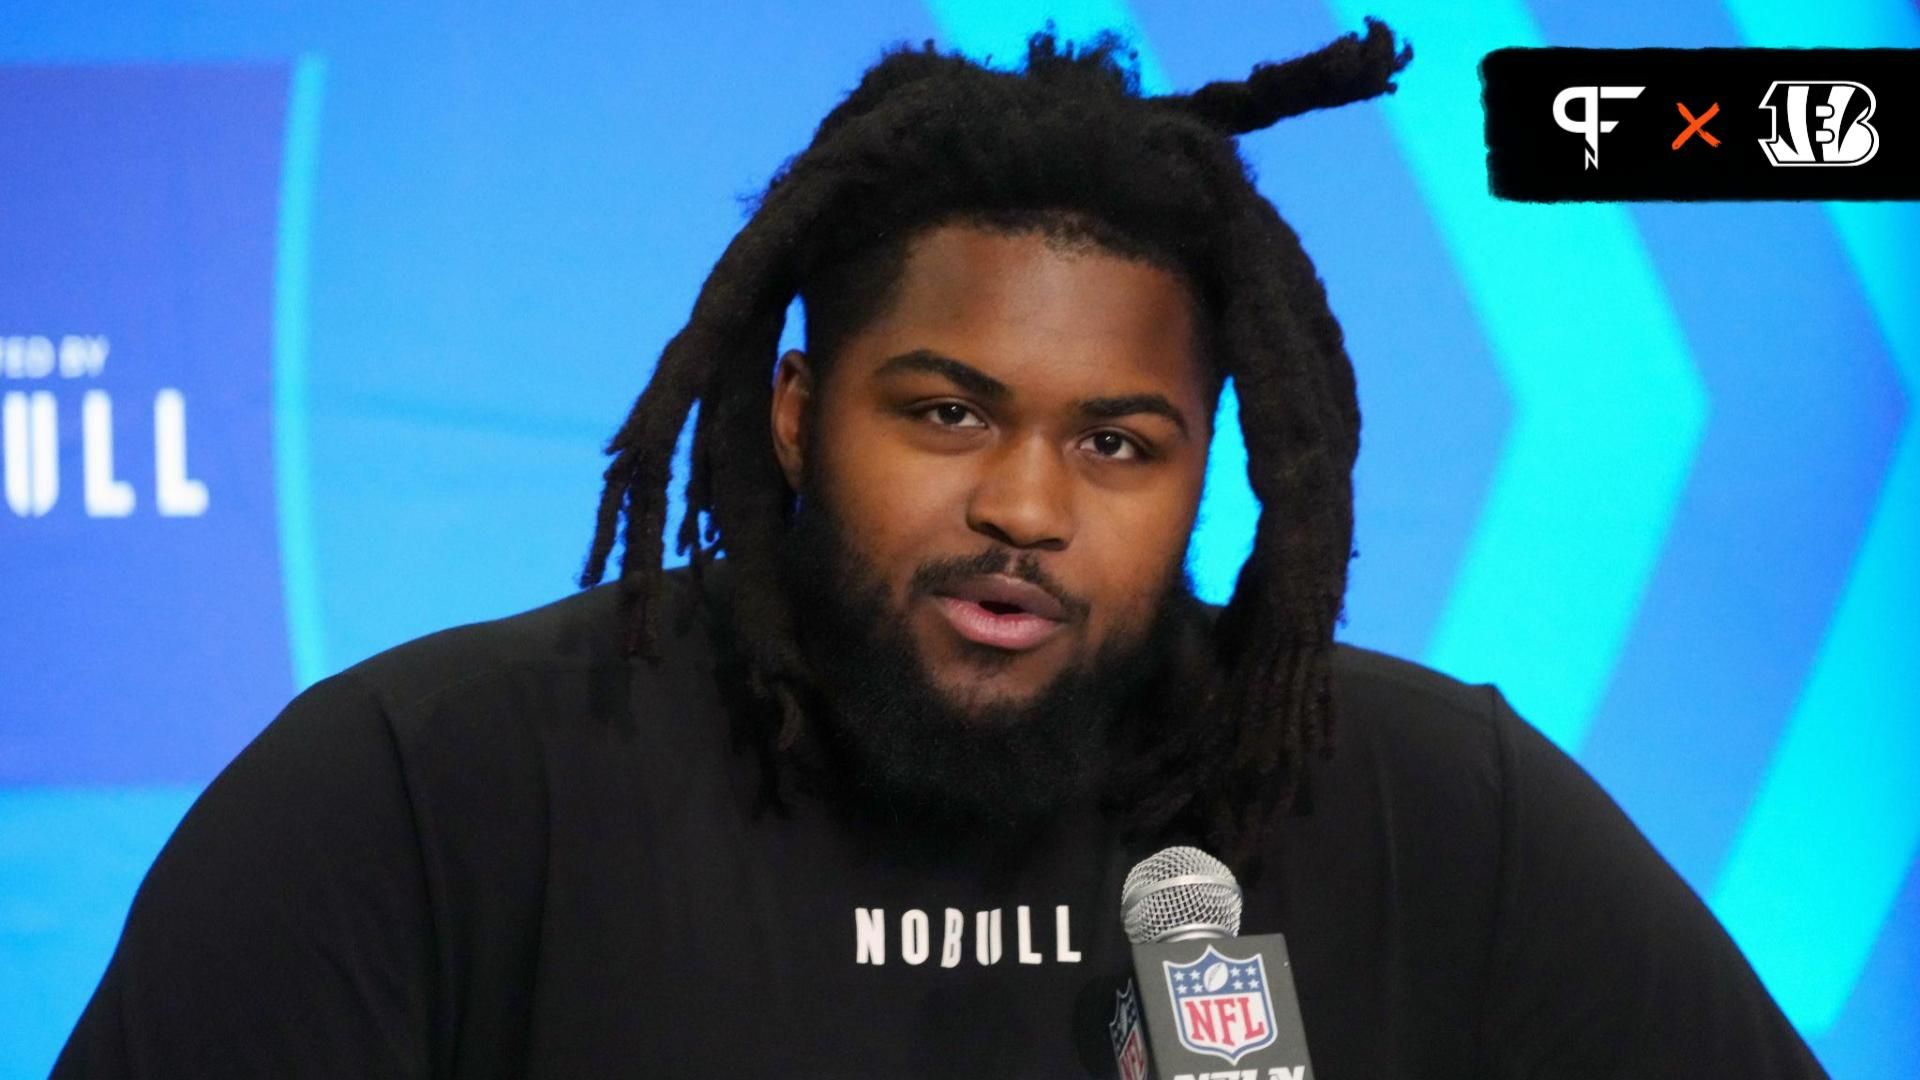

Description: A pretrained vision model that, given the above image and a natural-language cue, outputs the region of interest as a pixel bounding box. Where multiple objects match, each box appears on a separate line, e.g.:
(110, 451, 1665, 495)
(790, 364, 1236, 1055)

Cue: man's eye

(921, 402, 987, 429)
(1083, 430, 1147, 461)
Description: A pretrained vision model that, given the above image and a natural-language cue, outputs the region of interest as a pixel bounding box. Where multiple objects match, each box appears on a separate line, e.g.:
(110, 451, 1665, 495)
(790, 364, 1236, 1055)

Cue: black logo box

(1482, 47, 1920, 201)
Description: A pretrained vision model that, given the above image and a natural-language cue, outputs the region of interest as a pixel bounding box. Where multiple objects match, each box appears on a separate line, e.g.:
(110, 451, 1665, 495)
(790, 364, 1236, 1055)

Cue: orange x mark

(1673, 101, 1721, 149)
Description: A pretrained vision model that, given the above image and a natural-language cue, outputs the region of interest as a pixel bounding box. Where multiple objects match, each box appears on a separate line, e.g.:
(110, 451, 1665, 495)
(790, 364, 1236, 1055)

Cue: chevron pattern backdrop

(1, 1, 1914, 1075)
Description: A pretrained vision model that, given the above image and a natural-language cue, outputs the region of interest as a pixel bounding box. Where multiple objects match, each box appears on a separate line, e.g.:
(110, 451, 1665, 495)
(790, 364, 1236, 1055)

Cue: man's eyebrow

(1075, 394, 1191, 441)
(872, 349, 1010, 401)
(873, 347, 1192, 441)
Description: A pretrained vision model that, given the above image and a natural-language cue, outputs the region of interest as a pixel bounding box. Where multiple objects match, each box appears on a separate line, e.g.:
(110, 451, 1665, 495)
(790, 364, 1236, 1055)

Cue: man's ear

(770, 349, 814, 492)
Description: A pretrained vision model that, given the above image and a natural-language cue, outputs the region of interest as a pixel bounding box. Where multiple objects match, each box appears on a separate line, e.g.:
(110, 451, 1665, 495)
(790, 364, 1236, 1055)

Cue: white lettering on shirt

(941, 908, 964, 968)
(901, 909, 930, 966)
(852, 903, 1084, 967)
(1017, 905, 1042, 965)
(1054, 904, 1081, 962)
(976, 908, 1003, 965)
(855, 907, 885, 965)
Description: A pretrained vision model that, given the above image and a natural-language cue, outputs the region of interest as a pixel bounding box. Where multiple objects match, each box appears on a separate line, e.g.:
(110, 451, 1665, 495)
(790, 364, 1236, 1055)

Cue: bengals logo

(1758, 80, 1880, 166)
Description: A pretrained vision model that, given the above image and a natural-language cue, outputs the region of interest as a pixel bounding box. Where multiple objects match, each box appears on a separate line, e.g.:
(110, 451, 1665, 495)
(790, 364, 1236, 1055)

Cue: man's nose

(965, 434, 1074, 551)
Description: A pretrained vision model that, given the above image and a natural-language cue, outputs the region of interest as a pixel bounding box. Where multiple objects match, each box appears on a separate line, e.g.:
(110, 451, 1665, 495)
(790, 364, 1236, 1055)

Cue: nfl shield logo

(1108, 982, 1150, 1080)
(1162, 945, 1279, 1064)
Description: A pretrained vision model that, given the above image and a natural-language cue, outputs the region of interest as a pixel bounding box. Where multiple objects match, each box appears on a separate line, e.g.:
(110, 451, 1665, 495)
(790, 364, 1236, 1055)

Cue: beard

(775, 477, 1199, 835)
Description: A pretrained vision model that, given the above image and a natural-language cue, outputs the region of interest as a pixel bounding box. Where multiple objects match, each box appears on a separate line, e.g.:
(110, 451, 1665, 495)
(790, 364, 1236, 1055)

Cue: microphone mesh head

(1120, 846, 1243, 944)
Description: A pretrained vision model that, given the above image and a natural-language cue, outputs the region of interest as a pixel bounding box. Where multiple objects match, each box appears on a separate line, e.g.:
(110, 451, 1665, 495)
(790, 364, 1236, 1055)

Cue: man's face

(770, 224, 1214, 713)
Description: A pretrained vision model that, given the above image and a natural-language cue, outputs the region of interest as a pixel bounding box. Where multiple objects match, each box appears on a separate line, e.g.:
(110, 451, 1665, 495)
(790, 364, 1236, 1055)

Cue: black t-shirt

(54, 564, 1825, 1078)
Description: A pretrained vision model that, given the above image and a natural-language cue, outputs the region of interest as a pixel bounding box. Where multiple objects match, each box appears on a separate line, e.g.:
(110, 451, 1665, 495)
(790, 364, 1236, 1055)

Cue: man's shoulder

(1320, 641, 1508, 801)
(328, 564, 712, 720)
(1329, 642, 1499, 725)
(1187, 599, 1506, 794)
(1189, 600, 1494, 731)
(338, 583, 622, 712)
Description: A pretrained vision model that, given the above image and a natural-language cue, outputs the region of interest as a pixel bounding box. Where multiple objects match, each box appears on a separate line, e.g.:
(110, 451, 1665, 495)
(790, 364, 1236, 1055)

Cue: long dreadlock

(580, 20, 1411, 869)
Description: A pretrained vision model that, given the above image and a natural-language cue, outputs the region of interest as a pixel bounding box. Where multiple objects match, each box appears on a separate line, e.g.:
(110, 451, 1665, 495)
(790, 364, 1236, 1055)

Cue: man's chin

(775, 487, 1189, 834)
(921, 665, 1057, 724)
(816, 669, 1098, 816)
(821, 721, 1109, 838)
(803, 600, 1177, 833)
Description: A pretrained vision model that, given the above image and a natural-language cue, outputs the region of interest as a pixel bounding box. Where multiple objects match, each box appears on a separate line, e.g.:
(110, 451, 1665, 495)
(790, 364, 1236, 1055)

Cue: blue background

(1, 1, 1914, 1074)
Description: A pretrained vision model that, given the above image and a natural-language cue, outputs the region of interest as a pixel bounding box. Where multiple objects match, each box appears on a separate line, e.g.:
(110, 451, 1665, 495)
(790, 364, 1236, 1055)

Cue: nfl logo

(1108, 982, 1150, 1080)
(1162, 945, 1279, 1064)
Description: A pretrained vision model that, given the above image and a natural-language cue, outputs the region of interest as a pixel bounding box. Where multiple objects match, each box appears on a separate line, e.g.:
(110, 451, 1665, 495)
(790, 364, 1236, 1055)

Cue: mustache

(905, 547, 1092, 623)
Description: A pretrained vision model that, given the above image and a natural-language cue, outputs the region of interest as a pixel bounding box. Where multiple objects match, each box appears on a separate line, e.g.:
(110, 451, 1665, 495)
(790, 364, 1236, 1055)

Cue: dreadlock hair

(580, 20, 1412, 870)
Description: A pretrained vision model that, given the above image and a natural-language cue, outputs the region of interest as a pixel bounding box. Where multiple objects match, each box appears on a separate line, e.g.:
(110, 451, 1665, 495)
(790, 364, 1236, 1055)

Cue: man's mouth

(930, 573, 1070, 651)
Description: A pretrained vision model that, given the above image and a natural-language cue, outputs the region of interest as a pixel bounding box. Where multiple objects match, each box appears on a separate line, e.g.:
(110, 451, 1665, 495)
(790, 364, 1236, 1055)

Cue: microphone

(1108, 847, 1315, 1080)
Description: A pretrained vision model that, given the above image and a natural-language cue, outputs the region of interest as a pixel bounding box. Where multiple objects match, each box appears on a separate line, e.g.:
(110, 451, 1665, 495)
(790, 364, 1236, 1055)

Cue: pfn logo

(1553, 85, 1645, 169)
(1758, 81, 1879, 166)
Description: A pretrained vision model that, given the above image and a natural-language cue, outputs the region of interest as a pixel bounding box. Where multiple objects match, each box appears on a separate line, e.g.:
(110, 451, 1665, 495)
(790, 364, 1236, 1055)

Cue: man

(56, 22, 1824, 1078)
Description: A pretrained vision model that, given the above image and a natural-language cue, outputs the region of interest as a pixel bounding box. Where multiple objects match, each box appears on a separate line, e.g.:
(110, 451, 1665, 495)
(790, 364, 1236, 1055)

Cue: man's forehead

(845, 225, 1211, 402)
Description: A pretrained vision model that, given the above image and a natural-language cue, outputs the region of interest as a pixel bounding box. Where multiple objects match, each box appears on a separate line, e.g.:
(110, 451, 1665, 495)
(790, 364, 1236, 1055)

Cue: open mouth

(931, 592, 1068, 652)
